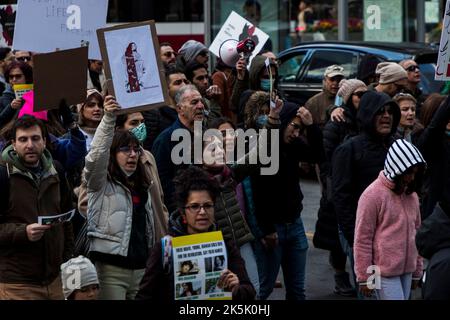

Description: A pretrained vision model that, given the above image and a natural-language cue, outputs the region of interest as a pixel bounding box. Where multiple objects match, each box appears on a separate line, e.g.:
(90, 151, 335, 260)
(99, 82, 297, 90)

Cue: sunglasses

(353, 91, 366, 98)
(405, 65, 419, 72)
(16, 56, 31, 62)
(376, 105, 394, 115)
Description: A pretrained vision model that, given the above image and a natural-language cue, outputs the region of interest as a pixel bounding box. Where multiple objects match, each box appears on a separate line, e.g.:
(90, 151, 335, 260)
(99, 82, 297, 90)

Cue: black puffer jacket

(416, 203, 450, 300)
(417, 95, 450, 219)
(331, 91, 400, 246)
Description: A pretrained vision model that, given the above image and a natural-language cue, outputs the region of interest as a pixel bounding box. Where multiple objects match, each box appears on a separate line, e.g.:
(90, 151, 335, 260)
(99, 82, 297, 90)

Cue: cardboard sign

(33, 47, 87, 111)
(172, 231, 231, 300)
(12, 0, 108, 60)
(436, 0, 450, 80)
(13, 84, 33, 99)
(209, 11, 269, 66)
(97, 20, 169, 115)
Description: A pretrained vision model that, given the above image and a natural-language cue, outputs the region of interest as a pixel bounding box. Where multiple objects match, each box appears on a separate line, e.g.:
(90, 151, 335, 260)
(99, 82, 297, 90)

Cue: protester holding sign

(0, 61, 33, 127)
(136, 166, 256, 301)
(84, 96, 168, 300)
(0, 115, 74, 300)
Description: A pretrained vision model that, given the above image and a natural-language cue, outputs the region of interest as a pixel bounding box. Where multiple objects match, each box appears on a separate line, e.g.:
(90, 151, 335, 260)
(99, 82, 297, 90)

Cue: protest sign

(436, 0, 450, 80)
(12, 0, 107, 60)
(33, 47, 87, 111)
(38, 209, 75, 226)
(209, 11, 269, 66)
(0, 4, 16, 47)
(97, 20, 169, 115)
(172, 231, 232, 300)
(13, 84, 33, 99)
(18, 90, 48, 121)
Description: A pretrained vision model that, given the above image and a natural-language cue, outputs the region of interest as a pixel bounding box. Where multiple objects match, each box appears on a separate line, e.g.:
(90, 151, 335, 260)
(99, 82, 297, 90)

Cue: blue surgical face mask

(130, 122, 147, 143)
(256, 114, 269, 128)
(260, 79, 273, 92)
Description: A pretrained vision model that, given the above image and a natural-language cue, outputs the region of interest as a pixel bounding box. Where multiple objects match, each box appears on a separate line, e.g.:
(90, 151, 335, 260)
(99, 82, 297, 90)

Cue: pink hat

(18, 90, 48, 121)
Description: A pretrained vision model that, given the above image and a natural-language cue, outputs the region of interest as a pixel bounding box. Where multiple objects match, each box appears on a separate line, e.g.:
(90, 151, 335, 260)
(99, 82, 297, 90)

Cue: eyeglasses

(118, 146, 141, 155)
(405, 65, 419, 72)
(376, 105, 394, 115)
(16, 56, 31, 62)
(353, 91, 366, 98)
(184, 202, 214, 213)
(163, 51, 176, 58)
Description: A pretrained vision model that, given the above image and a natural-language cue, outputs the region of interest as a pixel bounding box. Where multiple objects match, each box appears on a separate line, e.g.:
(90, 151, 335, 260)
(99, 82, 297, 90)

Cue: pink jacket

(354, 171, 423, 282)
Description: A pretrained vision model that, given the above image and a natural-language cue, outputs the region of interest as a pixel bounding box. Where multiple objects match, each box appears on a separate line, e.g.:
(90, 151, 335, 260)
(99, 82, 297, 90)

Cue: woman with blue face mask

(116, 112, 148, 145)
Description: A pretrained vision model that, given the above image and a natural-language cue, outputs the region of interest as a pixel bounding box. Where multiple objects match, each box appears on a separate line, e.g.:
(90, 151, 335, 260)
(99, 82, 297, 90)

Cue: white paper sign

(209, 11, 269, 66)
(38, 209, 75, 225)
(103, 24, 165, 110)
(12, 0, 108, 60)
(436, 0, 450, 81)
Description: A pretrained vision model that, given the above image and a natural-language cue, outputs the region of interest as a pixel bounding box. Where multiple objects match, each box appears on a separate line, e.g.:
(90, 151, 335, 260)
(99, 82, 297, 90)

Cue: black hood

(357, 90, 400, 138)
(249, 55, 277, 91)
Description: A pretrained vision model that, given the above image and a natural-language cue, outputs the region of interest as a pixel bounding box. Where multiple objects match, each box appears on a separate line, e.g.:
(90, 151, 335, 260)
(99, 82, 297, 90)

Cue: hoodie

(332, 91, 400, 245)
(354, 139, 425, 282)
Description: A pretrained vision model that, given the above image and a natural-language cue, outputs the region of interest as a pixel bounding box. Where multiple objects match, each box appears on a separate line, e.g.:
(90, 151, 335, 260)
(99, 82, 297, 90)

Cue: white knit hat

(384, 139, 426, 181)
(377, 62, 408, 84)
(60, 256, 99, 299)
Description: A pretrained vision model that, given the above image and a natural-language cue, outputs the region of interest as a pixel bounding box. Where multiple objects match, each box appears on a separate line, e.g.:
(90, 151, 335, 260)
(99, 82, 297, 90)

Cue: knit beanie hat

(178, 40, 208, 65)
(337, 79, 367, 104)
(383, 139, 426, 181)
(60, 255, 99, 299)
(377, 62, 408, 84)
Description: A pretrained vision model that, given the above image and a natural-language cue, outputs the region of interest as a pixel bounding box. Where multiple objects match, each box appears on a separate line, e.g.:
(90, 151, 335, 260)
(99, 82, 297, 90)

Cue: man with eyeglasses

(399, 59, 425, 117)
(305, 65, 346, 130)
(160, 42, 177, 68)
(373, 62, 408, 98)
(142, 66, 190, 151)
(331, 91, 400, 298)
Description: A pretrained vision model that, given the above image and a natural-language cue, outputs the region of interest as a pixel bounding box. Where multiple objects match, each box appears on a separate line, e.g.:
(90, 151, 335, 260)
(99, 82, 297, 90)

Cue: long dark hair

(392, 163, 426, 195)
(108, 130, 150, 190)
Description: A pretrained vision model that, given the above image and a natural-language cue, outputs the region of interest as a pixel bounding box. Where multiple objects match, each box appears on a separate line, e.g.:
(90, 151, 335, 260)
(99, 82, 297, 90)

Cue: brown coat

(305, 89, 335, 129)
(0, 150, 74, 285)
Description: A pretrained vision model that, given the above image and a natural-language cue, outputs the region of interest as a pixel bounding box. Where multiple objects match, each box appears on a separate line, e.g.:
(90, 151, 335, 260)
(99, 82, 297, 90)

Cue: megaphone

(219, 38, 256, 67)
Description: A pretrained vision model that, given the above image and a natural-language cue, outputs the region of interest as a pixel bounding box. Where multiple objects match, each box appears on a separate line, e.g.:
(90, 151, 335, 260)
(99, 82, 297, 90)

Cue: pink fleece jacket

(354, 171, 423, 282)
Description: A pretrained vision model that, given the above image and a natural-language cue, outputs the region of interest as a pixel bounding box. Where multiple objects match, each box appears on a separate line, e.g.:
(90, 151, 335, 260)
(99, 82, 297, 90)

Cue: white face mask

(120, 166, 134, 177)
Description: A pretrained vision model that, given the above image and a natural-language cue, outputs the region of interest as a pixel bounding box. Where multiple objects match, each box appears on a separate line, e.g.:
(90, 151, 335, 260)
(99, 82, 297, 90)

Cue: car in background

(276, 41, 441, 106)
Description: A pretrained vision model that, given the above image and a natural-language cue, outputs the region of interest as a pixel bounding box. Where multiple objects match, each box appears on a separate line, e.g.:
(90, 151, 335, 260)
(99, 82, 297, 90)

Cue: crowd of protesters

(0, 24, 450, 302)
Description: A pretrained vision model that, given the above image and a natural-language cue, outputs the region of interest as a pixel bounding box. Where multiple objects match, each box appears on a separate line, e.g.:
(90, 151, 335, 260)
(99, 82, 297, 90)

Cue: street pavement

(266, 178, 422, 300)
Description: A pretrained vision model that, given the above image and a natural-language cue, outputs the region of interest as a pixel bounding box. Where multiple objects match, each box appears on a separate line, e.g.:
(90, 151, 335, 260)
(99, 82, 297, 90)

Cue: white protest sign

(172, 231, 231, 300)
(12, 0, 108, 60)
(209, 11, 269, 66)
(436, 0, 450, 80)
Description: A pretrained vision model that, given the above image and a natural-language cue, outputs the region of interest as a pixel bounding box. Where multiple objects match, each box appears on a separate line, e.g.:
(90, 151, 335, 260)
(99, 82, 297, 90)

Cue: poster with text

(209, 11, 269, 66)
(436, 0, 450, 80)
(172, 231, 231, 300)
(97, 21, 169, 114)
(12, 0, 108, 60)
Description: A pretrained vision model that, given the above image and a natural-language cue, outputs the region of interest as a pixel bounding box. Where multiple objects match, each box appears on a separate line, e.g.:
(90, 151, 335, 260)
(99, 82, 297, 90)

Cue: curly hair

(173, 166, 220, 211)
(244, 91, 270, 129)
